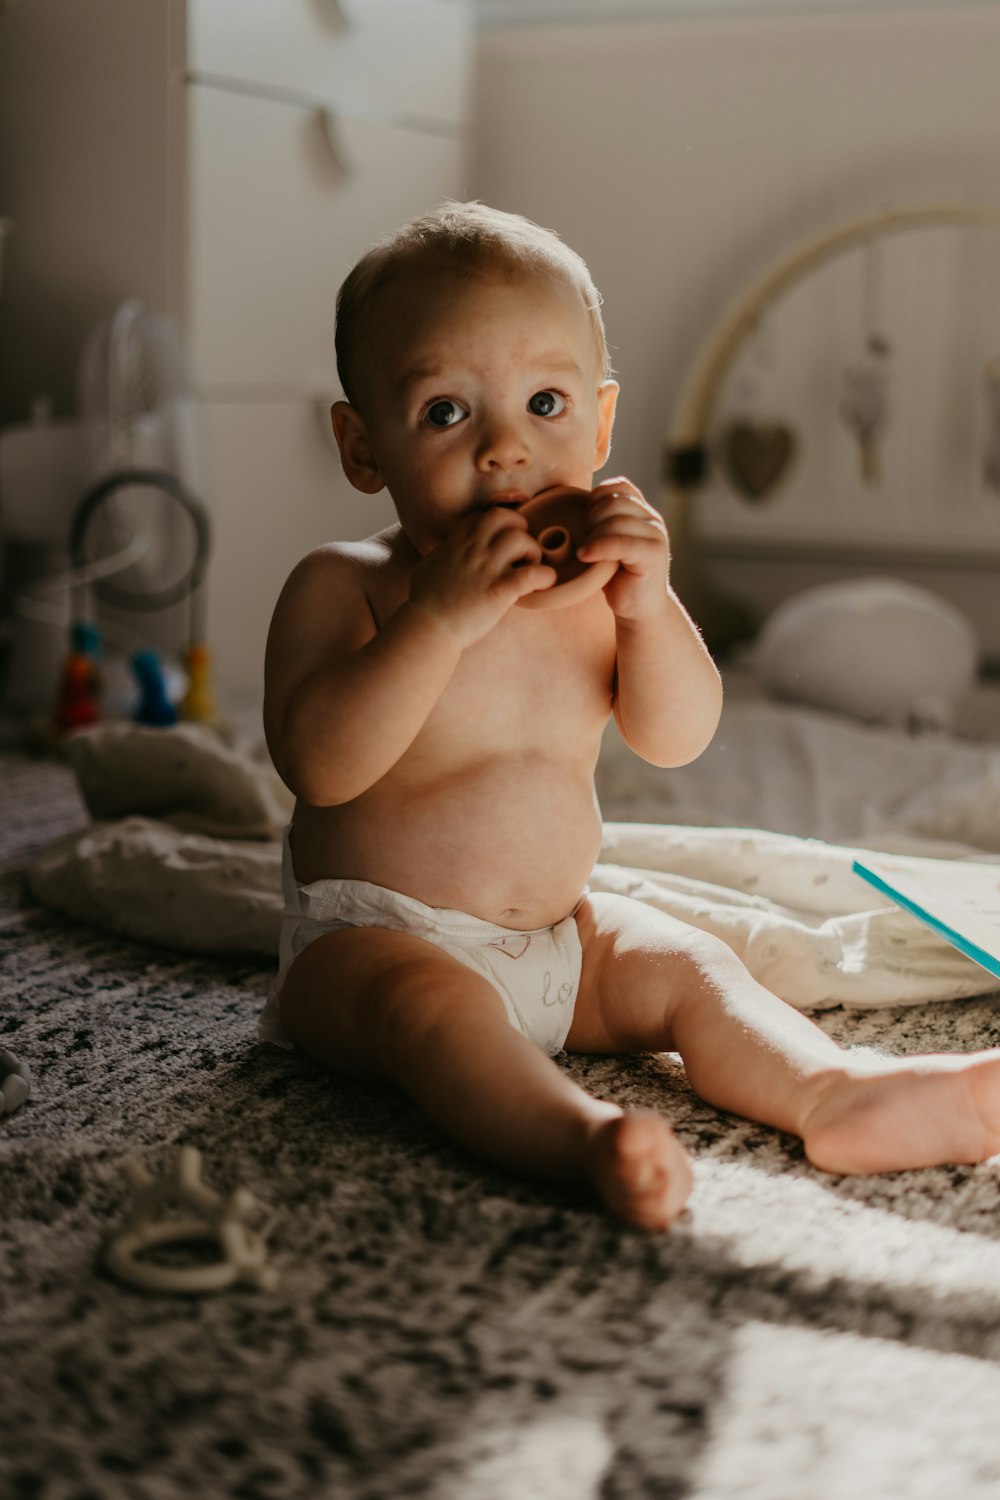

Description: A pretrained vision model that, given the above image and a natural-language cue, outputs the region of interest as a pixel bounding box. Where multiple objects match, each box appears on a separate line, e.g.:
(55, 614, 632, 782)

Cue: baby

(262, 201, 1000, 1229)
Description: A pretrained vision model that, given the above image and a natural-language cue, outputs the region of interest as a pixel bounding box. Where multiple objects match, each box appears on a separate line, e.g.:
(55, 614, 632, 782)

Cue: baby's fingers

(585, 494, 666, 529)
(588, 477, 646, 509)
(505, 562, 557, 602)
(490, 520, 545, 570)
(578, 524, 666, 558)
(486, 523, 556, 600)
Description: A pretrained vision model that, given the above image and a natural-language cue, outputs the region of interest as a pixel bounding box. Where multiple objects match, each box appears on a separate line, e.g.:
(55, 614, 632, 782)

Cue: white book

(853, 853, 1000, 981)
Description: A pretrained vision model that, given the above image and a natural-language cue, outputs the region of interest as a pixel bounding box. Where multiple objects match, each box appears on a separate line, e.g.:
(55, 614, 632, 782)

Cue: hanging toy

(720, 419, 798, 502)
(983, 358, 1000, 495)
(53, 622, 103, 735)
(179, 643, 218, 725)
(839, 343, 891, 485)
(839, 240, 892, 485)
(718, 313, 798, 503)
(131, 647, 177, 726)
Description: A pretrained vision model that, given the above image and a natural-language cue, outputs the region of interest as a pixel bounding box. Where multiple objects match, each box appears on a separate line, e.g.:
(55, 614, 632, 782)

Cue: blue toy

(131, 648, 178, 726)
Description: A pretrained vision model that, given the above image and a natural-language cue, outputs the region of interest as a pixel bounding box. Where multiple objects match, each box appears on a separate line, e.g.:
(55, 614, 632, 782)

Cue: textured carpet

(6, 745, 1000, 1500)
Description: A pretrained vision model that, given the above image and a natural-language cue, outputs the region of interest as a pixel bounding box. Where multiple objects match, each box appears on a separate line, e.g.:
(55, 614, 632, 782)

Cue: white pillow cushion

(752, 577, 978, 728)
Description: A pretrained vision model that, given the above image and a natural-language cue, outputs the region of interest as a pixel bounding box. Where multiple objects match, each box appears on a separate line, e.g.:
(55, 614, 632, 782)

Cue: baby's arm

(264, 508, 554, 805)
(577, 478, 722, 768)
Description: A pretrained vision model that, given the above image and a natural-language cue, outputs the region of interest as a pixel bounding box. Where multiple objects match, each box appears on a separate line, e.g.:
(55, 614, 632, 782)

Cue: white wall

(0, 0, 186, 423)
(0, 0, 472, 704)
(472, 5, 1000, 651)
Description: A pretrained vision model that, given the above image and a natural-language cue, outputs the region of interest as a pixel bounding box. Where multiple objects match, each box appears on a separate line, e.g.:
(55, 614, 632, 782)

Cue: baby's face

(352, 268, 618, 552)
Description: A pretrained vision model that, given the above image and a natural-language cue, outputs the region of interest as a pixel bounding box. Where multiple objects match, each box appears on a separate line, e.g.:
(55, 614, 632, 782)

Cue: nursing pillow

(752, 577, 978, 729)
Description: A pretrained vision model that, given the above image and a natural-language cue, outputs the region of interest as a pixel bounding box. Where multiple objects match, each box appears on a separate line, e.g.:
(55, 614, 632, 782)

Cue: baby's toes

(592, 1111, 693, 1230)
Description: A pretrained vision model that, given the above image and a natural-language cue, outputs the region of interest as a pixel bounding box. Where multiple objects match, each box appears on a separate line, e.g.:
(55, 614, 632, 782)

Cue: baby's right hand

(409, 507, 556, 648)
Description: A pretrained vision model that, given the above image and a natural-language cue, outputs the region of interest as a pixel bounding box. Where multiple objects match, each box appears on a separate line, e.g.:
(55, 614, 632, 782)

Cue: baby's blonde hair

(335, 201, 611, 412)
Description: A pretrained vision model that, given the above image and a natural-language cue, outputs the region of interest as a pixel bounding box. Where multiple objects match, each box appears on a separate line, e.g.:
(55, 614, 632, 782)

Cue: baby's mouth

(477, 489, 529, 511)
(478, 485, 571, 511)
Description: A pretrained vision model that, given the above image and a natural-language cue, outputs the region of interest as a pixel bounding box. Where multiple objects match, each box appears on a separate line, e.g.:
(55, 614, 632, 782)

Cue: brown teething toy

(516, 486, 617, 610)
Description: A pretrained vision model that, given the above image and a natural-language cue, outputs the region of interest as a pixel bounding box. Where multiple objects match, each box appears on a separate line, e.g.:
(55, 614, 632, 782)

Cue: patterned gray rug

(5, 743, 1000, 1500)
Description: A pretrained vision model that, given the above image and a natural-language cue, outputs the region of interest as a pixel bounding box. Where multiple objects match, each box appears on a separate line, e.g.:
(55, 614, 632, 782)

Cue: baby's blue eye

(425, 398, 468, 428)
(528, 390, 566, 417)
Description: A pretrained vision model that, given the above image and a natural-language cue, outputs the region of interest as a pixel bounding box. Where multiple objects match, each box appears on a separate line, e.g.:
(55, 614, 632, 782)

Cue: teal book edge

(852, 858, 1000, 982)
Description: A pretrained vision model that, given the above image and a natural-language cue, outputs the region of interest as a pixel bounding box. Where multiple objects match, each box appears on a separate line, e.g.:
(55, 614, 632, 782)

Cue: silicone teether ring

(536, 525, 572, 565)
(516, 486, 617, 611)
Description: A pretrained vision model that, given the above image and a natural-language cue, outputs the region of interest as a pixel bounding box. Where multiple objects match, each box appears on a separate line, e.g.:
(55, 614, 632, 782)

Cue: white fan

(73, 299, 205, 610)
(0, 300, 209, 710)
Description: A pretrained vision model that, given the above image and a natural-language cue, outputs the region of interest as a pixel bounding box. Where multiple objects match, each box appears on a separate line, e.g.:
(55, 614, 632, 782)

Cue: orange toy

(516, 486, 617, 610)
(53, 652, 100, 734)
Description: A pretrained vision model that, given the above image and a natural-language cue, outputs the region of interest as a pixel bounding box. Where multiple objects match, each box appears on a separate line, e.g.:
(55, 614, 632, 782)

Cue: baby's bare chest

(362, 546, 617, 759)
(446, 609, 617, 738)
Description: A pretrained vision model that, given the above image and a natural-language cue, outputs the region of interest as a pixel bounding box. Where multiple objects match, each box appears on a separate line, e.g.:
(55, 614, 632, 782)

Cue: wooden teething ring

(516, 485, 617, 610)
(103, 1146, 277, 1295)
(104, 1216, 266, 1295)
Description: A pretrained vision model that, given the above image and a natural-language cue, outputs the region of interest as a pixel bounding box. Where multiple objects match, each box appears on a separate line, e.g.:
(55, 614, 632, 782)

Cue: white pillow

(752, 577, 978, 728)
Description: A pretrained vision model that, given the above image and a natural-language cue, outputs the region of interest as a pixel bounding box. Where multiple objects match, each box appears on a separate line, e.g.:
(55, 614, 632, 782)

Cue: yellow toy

(179, 643, 218, 725)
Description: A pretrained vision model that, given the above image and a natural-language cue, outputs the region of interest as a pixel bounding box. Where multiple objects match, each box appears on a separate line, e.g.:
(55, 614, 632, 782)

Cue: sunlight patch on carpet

(694, 1320, 1000, 1500)
(436, 1412, 613, 1499)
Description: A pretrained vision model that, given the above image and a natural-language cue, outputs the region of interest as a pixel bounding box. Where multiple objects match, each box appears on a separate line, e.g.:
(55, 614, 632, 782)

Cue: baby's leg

(277, 925, 693, 1228)
(571, 894, 1000, 1174)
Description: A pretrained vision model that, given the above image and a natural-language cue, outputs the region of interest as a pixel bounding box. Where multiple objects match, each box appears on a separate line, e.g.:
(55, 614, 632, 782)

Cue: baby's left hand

(576, 477, 670, 622)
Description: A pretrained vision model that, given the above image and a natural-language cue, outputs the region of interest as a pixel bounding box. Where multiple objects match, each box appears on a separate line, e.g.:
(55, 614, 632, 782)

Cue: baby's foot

(802, 1050, 1000, 1175)
(584, 1110, 693, 1230)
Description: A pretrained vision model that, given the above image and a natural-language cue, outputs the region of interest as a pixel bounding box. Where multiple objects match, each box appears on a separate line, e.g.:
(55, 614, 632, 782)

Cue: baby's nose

(476, 416, 530, 471)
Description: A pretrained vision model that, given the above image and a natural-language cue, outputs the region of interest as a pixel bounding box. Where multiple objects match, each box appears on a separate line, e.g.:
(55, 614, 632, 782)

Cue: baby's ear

(594, 381, 620, 470)
(331, 402, 385, 493)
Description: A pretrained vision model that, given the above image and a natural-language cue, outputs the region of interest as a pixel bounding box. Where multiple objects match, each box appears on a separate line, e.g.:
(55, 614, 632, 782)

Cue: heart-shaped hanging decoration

(719, 420, 797, 502)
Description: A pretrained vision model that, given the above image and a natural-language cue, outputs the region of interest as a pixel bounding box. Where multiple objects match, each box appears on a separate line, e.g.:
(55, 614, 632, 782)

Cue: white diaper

(258, 827, 583, 1056)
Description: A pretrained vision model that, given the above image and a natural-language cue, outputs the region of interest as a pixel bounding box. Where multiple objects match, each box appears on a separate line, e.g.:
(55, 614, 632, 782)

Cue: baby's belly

(290, 757, 604, 930)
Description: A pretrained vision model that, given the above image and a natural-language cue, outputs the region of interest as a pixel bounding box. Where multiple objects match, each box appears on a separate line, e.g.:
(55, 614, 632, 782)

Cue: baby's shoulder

(282, 527, 399, 600)
(269, 526, 407, 656)
(294, 527, 395, 576)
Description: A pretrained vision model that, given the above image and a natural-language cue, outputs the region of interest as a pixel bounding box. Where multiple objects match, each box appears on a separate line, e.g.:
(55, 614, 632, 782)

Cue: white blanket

(596, 698, 1000, 849)
(26, 719, 1000, 1010)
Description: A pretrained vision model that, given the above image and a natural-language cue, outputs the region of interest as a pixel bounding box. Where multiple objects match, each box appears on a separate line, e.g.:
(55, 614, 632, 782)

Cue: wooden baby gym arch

(660, 203, 1000, 652)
